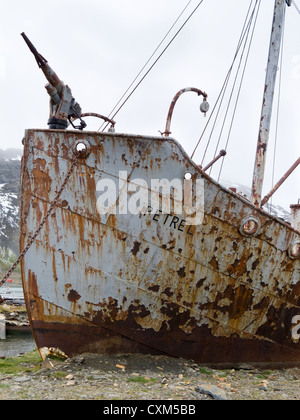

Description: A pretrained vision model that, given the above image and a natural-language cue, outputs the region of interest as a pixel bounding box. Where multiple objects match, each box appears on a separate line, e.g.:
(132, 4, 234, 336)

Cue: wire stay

(99, 0, 206, 132)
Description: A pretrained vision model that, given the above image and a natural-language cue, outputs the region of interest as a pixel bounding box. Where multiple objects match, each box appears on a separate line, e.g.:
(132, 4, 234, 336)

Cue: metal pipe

(163, 87, 208, 137)
(203, 150, 227, 172)
(261, 157, 300, 207)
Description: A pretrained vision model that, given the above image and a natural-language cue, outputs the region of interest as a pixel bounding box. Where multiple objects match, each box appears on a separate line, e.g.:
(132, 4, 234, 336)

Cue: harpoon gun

(21, 32, 86, 130)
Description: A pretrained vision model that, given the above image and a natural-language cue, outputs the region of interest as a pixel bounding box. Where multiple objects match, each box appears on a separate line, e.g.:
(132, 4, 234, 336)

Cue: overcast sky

(0, 0, 299, 209)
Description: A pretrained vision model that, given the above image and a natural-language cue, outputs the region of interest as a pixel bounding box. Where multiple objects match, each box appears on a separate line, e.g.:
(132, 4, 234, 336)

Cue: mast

(251, 0, 291, 207)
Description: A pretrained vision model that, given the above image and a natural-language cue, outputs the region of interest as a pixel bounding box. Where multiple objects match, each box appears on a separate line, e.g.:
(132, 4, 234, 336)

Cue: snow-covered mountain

(0, 149, 22, 262)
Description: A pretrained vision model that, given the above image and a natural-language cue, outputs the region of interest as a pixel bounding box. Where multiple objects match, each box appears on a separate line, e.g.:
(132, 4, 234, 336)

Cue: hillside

(0, 148, 22, 282)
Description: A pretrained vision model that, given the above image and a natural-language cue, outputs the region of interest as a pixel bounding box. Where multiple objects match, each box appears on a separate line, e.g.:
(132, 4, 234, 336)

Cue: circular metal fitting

(240, 216, 261, 237)
(289, 241, 300, 260)
(74, 140, 91, 158)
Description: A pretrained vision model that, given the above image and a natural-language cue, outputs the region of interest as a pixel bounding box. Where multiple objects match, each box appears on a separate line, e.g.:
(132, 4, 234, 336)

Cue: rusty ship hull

(19, 128, 300, 368)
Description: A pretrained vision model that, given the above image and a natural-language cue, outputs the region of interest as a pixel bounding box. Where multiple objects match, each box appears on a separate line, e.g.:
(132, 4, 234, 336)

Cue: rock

(258, 380, 268, 392)
(91, 375, 106, 381)
(237, 363, 256, 371)
(288, 368, 300, 381)
(66, 380, 76, 386)
(196, 384, 227, 400)
(71, 356, 85, 365)
(14, 376, 30, 383)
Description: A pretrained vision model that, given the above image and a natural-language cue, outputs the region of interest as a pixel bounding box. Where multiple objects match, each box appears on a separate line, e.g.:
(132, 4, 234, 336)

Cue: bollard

(0, 314, 6, 339)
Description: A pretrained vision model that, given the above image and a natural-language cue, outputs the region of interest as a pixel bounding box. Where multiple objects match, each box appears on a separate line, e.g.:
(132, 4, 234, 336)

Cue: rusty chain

(0, 153, 79, 291)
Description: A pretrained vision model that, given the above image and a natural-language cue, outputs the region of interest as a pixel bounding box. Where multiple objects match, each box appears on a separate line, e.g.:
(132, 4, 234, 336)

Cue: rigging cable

(292, 0, 300, 15)
(217, 0, 262, 181)
(212, 1, 259, 175)
(191, 0, 257, 162)
(98, 0, 193, 131)
(100, 0, 205, 132)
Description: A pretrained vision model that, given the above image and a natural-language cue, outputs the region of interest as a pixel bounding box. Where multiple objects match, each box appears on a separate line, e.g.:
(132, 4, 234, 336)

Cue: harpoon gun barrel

(21, 32, 86, 130)
(21, 32, 61, 88)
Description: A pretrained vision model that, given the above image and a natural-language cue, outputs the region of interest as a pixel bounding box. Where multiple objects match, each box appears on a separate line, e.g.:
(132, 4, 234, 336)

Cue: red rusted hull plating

(20, 129, 300, 368)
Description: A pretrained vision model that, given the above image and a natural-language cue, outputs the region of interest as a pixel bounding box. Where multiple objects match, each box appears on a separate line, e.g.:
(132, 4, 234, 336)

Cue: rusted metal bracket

(162, 88, 209, 137)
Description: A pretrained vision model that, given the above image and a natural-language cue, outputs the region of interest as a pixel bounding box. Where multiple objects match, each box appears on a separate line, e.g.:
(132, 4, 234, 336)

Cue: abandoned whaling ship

(4, 0, 300, 367)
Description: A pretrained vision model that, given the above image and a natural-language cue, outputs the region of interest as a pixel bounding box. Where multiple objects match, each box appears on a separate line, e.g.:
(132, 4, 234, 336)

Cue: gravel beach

(1, 351, 300, 400)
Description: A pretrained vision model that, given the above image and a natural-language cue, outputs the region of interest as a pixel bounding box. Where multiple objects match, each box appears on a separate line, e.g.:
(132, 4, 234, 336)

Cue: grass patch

(51, 371, 68, 379)
(262, 370, 273, 377)
(127, 376, 157, 384)
(0, 349, 41, 375)
(199, 367, 214, 376)
(0, 304, 27, 314)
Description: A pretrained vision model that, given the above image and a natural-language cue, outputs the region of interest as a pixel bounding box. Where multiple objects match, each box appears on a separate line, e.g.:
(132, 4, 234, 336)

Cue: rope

(100, 0, 206, 132)
(0, 153, 79, 291)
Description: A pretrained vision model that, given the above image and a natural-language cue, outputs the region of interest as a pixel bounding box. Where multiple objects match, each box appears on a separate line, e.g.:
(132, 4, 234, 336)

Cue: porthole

(240, 216, 261, 237)
(74, 140, 90, 158)
(290, 241, 300, 260)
